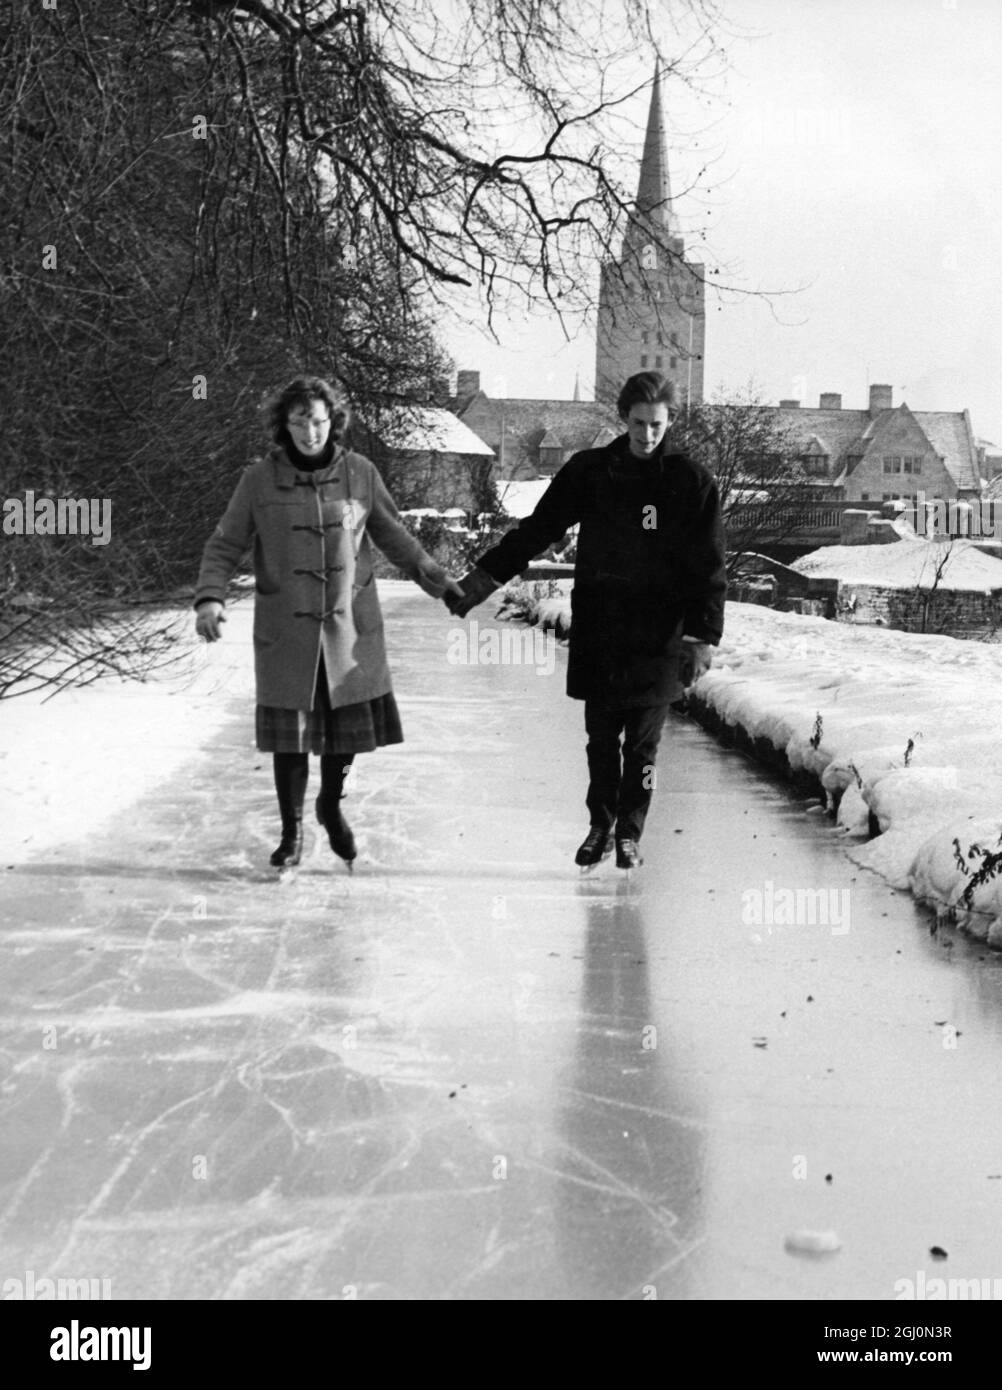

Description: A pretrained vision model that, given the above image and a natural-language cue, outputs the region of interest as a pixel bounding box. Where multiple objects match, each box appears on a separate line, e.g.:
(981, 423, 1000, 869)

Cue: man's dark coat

(477, 434, 727, 708)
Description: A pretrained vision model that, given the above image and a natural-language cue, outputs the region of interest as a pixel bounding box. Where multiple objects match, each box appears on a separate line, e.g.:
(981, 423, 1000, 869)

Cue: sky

(443, 0, 1002, 446)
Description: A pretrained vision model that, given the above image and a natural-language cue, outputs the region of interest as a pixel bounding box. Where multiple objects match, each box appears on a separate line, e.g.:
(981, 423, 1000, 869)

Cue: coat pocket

(351, 570, 383, 635)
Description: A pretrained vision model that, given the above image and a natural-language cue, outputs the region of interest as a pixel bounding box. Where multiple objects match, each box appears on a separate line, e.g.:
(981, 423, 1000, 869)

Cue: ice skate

(575, 826, 613, 871)
(316, 793, 357, 870)
(615, 836, 643, 870)
(269, 821, 303, 870)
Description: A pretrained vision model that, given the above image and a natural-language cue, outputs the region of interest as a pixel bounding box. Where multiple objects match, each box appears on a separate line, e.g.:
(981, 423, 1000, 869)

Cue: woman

(194, 375, 461, 870)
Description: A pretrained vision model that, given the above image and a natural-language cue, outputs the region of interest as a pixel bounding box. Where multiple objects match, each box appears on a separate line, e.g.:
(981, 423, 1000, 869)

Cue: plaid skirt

(256, 656, 403, 755)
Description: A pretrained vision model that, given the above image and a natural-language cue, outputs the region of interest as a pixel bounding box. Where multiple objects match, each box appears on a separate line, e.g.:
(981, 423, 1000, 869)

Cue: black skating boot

(271, 752, 308, 870)
(315, 794, 356, 866)
(575, 826, 613, 868)
(270, 821, 303, 868)
(317, 754, 357, 866)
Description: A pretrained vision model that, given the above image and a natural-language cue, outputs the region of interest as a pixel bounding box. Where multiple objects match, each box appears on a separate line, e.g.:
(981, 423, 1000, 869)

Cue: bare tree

(0, 0, 746, 694)
(674, 388, 818, 579)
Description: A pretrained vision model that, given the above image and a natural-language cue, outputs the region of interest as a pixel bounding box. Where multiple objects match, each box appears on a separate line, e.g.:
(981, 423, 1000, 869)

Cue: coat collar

(270, 443, 346, 490)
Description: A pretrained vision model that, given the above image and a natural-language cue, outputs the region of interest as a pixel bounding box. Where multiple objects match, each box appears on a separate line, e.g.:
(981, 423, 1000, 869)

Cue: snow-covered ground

(511, 587, 1002, 949)
(792, 535, 1002, 588)
(0, 583, 412, 865)
(0, 603, 251, 865)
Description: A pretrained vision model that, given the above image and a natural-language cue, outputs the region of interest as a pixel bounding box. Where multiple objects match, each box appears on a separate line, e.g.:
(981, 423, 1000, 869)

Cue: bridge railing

(726, 504, 847, 533)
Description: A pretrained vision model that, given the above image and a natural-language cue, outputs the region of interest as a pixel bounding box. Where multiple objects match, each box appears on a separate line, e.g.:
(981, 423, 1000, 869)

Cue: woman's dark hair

(616, 371, 679, 420)
(266, 375, 350, 443)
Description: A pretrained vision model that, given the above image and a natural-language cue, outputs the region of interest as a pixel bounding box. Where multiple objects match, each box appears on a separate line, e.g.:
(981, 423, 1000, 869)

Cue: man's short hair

(617, 372, 679, 419)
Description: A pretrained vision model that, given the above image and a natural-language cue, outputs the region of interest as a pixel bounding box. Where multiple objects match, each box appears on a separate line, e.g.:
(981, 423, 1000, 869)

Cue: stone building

(450, 373, 619, 480)
(979, 439, 1002, 483)
(353, 407, 495, 514)
(447, 62, 703, 476)
(746, 384, 984, 505)
(594, 61, 705, 406)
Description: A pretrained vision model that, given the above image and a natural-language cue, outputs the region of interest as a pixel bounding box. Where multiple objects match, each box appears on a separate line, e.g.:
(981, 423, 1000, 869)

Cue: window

(640, 355, 648, 368)
(670, 356, 678, 369)
(656, 355, 663, 368)
(903, 456, 922, 474)
(883, 456, 902, 474)
(861, 493, 870, 501)
(642, 331, 650, 344)
(801, 456, 829, 476)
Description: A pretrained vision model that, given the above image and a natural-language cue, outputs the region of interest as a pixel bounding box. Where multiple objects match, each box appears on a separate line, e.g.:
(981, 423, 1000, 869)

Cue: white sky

(443, 0, 1002, 445)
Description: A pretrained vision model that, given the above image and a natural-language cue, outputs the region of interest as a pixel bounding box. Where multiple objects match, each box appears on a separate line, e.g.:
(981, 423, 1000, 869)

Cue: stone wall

(835, 581, 1002, 637)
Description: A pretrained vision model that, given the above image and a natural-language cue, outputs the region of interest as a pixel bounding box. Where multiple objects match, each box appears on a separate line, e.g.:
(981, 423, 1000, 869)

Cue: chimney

(456, 369, 481, 398)
(778, 399, 800, 408)
(869, 383, 893, 414)
(819, 392, 842, 409)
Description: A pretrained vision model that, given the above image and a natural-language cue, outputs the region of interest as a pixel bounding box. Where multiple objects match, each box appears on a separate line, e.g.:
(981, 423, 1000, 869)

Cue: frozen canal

(3, 589, 1002, 1301)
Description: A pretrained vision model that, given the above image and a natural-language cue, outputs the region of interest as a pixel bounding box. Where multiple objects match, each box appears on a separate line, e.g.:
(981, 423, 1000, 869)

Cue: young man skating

(446, 371, 726, 869)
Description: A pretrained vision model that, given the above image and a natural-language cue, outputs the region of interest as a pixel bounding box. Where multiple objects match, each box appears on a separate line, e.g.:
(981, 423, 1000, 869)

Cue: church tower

(595, 63, 705, 406)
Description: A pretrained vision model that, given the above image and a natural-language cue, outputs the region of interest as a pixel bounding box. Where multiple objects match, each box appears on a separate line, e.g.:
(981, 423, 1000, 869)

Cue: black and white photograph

(1, 0, 1000, 1345)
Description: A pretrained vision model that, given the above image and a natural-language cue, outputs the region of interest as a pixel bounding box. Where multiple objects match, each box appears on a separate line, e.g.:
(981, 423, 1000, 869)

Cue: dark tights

(272, 752, 355, 829)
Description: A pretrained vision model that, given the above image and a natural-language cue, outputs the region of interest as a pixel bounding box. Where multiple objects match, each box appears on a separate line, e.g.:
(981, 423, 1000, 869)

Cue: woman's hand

(195, 601, 227, 642)
(414, 560, 464, 601)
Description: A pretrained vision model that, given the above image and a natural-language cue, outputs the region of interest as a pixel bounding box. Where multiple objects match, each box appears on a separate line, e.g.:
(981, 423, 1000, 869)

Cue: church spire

(632, 61, 678, 240)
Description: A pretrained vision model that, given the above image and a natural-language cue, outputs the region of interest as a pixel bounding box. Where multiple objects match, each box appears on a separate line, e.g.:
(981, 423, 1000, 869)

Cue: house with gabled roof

(451, 374, 620, 479)
(750, 384, 984, 505)
(352, 405, 495, 515)
(979, 439, 1002, 484)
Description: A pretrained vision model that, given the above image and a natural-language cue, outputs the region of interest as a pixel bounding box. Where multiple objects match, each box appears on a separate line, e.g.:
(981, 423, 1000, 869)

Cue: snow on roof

(377, 407, 495, 456)
(792, 539, 1002, 591)
(496, 478, 551, 518)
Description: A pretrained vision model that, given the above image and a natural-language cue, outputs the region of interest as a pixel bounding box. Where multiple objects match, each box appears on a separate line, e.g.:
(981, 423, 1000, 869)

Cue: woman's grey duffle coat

(194, 445, 436, 710)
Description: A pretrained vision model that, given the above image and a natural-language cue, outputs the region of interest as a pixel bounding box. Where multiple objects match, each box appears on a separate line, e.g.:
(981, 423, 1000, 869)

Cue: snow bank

(0, 601, 254, 864)
(698, 603, 1002, 946)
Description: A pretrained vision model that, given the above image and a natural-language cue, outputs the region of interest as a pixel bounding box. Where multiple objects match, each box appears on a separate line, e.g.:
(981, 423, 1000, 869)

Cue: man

(447, 371, 726, 869)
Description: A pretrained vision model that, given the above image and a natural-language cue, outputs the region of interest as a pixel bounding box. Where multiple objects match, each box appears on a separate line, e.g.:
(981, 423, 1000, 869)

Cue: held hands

(444, 566, 500, 618)
(195, 601, 226, 642)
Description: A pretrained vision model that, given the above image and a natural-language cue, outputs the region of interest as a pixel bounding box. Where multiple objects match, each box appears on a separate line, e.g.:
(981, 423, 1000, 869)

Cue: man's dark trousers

(584, 701, 670, 841)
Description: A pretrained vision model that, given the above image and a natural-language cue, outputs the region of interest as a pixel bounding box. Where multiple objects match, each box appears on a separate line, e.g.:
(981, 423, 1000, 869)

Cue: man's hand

(680, 639, 713, 687)
(445, 566, 500, 618)
(195, 601, 226, 642)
